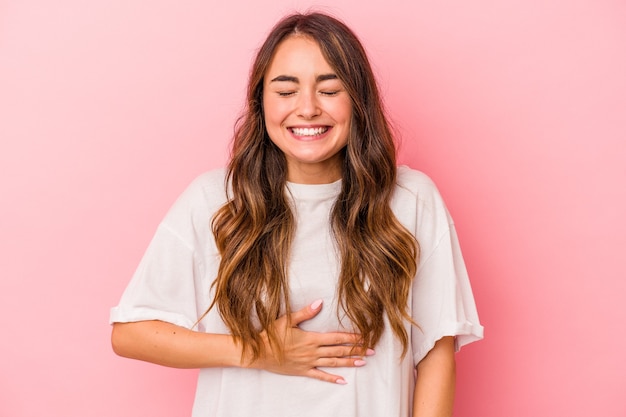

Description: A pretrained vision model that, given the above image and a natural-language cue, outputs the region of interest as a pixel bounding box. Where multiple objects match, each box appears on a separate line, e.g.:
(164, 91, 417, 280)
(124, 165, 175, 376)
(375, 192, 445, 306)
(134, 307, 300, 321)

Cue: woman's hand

(248, 299, 374, 384)
(111, 300, 371, 384)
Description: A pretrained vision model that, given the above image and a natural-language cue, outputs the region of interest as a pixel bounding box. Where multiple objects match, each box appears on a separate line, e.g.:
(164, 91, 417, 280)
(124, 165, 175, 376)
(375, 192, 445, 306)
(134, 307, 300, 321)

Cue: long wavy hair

(208, 12, 418, 360)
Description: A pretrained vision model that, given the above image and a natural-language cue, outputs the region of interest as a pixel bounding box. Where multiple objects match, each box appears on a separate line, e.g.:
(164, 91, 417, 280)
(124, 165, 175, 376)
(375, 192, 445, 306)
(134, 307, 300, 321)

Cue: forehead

(265, 35, 334, 77)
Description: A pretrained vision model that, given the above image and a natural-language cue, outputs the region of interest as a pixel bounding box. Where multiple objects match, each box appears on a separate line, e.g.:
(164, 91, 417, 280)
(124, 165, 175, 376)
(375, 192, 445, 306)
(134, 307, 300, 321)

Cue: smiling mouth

(289, 126, 329, 137)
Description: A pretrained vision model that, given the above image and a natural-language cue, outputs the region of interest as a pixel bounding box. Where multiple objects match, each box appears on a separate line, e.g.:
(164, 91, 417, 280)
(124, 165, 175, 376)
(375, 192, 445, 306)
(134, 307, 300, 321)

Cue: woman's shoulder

(161, 168, 228, 224)
(395, 165, 439, 197)
(175, 168, 228, 205)
(394, 165, 451, 220)
(393, 167, 454, 243)
(187, 167, 228, 193)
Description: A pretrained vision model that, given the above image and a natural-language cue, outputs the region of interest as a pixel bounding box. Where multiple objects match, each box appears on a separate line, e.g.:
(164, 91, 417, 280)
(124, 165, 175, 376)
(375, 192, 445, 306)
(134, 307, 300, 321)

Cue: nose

(296, 90, 321, 119)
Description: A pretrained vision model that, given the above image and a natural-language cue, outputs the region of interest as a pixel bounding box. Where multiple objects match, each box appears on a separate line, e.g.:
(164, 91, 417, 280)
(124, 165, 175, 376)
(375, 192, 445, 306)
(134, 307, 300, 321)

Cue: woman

(111, 12, 483, 417)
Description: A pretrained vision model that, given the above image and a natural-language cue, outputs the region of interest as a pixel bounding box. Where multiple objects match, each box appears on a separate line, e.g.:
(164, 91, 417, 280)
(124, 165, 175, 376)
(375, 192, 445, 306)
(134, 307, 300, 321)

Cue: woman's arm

(111, 300, 371, 384)
(412, 336, 456, 417)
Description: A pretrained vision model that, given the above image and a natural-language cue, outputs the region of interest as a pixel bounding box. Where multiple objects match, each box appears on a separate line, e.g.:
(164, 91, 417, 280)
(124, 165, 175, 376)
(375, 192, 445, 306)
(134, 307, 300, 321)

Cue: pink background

(1, 1, 625, 416)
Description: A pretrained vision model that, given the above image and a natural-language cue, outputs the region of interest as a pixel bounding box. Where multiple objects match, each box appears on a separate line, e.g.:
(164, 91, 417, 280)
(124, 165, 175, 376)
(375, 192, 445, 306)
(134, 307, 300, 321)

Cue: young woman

(111, 12, 483, 417)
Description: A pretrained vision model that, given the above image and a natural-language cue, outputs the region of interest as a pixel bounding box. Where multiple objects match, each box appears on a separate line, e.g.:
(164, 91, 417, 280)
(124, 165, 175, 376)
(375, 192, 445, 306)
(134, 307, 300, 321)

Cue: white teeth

(291, 127, 328, 136)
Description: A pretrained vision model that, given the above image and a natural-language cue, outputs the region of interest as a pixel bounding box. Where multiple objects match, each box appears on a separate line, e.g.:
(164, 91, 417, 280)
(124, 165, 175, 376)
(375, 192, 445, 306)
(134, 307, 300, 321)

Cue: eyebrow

(269, 73, 338, 83)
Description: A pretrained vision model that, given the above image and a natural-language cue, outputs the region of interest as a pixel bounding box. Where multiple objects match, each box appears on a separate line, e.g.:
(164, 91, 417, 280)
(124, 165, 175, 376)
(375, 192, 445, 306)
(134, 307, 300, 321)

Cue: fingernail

(336, 378, 347, 385)
(310, 299, 323, 310)
(354, 360, 366, 366)
(366, 348, 375, 356)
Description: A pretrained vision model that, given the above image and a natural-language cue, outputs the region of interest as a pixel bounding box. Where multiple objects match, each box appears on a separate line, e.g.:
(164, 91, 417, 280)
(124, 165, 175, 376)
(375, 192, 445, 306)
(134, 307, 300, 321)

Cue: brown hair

(208, 12, 418, 360)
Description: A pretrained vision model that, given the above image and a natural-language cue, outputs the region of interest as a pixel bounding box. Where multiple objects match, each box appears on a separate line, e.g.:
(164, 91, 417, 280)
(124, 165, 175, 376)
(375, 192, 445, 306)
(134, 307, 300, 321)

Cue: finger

(315, 357, 368, 368)
(315, 331, 364, 347)
(317, 345, 375, 359)
(305, 367, 348, 385)
(288, 299, 324, 327)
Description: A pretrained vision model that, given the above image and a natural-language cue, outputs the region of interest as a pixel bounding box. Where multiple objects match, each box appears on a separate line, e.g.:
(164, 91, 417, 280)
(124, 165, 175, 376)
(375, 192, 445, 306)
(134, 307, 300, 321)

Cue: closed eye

(320, 91, 340, 96)
(277, 91, 296, 97)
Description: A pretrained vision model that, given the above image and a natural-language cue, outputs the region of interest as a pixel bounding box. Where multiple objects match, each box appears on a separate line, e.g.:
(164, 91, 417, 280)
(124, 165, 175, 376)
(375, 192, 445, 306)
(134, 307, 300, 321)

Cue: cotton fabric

(110, 165, 483, 417)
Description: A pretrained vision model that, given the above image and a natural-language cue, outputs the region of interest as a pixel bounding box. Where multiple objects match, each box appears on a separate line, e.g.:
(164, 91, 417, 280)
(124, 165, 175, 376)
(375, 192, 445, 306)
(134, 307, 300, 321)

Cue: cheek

(332, 98, 353, 123)
(263, 98, 289, 127)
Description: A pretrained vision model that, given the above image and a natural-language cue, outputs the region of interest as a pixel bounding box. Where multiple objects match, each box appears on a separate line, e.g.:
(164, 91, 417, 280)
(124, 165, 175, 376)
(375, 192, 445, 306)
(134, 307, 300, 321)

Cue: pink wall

(1, 1, 624, 416)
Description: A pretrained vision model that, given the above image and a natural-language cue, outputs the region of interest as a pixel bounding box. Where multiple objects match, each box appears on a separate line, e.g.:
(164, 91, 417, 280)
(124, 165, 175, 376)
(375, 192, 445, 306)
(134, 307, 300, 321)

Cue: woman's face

(263, 35, 352, 184)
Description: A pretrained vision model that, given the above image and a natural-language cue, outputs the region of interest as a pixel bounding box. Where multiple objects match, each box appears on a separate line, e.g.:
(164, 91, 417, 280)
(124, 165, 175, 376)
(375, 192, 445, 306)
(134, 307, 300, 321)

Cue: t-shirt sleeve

(409, 177, 484, 365)
(109, 173, 219, 330)
(109, 224, 202, 329)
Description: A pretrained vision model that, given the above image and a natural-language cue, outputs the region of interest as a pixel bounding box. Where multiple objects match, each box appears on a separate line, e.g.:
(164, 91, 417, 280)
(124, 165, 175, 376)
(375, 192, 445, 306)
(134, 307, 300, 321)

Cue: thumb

(289, 299, 323, 327)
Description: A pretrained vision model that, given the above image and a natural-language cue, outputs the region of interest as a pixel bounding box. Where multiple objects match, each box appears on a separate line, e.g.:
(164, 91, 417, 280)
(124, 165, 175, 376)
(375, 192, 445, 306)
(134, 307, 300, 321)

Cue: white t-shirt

(110, 166, 484, 417)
